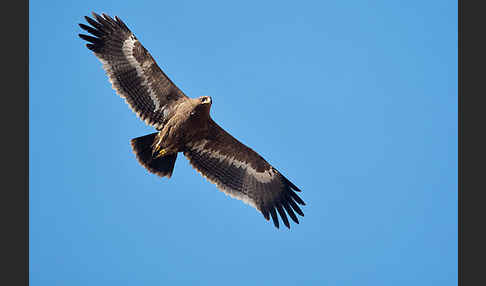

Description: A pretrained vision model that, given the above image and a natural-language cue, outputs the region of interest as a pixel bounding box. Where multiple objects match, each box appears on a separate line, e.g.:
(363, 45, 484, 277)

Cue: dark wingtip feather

(78, 34, 100, 44)
(282, 201, 299, 224)
(92, 12, 114, 30)
(114, 16, 129, 31)
(80, 13, 128, 52)
(102, 13, 118, 27)
(86, 43, 96, 51)
(269, 207, 280, 229)
(79, 23, 105, 37)
(288, 198, 305, 217)
(101, 13, 112, 20)
(261, 208, 270, 221)
(281, 175, 303, 192)
(84, 15, 104, 31)
(276, 204, 290, 229)
(91, 11, 101, 19)
(290, 191, 306, 206)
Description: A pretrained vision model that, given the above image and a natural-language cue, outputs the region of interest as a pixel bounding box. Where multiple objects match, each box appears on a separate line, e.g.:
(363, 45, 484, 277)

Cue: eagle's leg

(151, 132, 178, 159)
(151, 123, 182, 159)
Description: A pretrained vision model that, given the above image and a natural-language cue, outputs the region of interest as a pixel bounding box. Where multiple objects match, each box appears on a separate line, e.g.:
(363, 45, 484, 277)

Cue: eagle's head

(190, 96, 212, 119)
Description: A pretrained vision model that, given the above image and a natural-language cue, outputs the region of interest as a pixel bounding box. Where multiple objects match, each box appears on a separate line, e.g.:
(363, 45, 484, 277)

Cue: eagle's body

(152, 96, 212, 157)
(79, 13, 306, 229)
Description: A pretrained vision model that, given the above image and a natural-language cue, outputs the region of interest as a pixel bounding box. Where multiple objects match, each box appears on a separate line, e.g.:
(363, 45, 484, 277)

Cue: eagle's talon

(152, 145, 167, 159)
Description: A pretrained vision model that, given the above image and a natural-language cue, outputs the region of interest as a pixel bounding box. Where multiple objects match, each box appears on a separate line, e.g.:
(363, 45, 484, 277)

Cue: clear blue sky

(30, 1, 457, 285)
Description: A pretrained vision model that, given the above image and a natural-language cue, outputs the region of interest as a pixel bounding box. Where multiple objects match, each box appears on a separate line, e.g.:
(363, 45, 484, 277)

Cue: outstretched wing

(78, 12, 187, 129)
(184, 120, 306, 229)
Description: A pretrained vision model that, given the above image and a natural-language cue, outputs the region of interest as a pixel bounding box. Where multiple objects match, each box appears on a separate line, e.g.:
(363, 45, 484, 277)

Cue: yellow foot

(153, 145, 168, 159)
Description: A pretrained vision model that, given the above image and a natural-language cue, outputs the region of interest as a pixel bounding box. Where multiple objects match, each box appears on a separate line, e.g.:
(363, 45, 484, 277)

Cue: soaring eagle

(79, 13, 306, 229)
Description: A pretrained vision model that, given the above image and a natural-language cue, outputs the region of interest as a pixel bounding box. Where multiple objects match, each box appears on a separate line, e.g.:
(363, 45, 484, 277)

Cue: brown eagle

(79, 13, 306, 229)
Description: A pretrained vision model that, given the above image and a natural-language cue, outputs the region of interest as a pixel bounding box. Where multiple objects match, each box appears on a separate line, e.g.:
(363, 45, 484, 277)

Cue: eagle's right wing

(79, 12, 187, 129)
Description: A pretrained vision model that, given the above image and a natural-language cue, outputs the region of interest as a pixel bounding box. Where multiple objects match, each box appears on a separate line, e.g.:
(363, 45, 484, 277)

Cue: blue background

(30, 0, 457, 285)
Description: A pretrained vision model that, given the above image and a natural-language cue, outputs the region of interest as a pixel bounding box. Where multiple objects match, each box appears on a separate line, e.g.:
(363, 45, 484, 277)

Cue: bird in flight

(78, 12, 306, 229)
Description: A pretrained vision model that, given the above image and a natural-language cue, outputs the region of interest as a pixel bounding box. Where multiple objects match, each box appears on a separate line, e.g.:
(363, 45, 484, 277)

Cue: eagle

(78, 13, 306, 229)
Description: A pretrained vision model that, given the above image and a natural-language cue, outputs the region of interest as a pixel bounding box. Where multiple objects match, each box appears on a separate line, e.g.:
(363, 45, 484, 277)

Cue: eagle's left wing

(78, 13, 188, 129)
(184, 120, 306, 229)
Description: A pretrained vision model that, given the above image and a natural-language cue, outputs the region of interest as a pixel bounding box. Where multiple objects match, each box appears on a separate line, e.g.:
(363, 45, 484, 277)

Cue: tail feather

(130, 133, 177, 178)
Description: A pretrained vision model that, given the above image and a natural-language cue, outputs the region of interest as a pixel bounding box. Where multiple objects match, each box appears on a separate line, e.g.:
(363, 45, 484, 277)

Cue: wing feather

(269, 208, 280, 229)
(184, 120, 305, 229)
(276, 204, 290, 229)
(282, 201, 299, 224)
(79, 12, 188, 129)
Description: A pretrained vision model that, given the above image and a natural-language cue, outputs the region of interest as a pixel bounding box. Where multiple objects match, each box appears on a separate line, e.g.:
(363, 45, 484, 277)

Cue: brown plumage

(79, 12, 306, 229)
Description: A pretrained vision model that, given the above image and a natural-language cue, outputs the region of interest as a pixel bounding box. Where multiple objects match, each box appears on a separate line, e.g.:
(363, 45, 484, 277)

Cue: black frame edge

(460, 0, 486, 285)
(2, 0, 28, 285)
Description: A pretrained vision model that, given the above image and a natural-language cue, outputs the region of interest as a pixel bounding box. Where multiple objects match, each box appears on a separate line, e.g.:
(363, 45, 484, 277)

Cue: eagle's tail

(130, 133, 177, 178)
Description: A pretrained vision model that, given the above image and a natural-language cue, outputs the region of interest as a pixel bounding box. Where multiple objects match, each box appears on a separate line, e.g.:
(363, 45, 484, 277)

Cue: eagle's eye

(201, 96, 210, 104)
